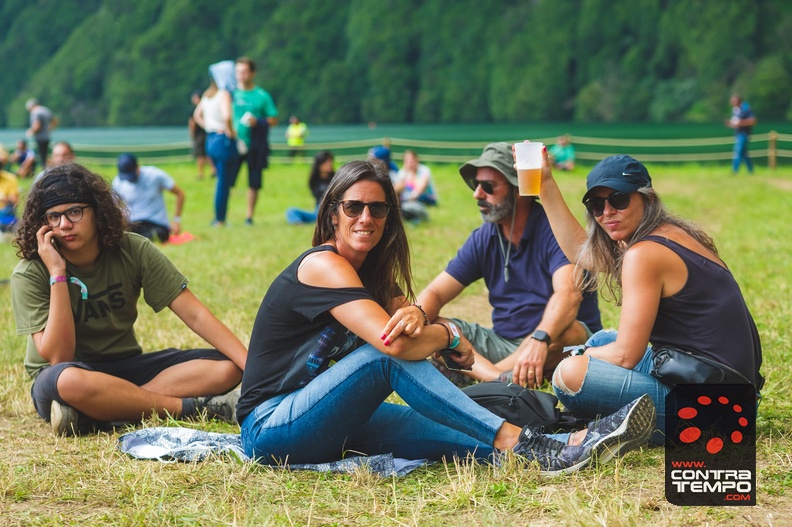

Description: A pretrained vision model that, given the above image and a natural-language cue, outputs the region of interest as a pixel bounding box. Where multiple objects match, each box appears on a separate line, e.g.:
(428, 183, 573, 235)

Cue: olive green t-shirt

(11, 232, 188, 379)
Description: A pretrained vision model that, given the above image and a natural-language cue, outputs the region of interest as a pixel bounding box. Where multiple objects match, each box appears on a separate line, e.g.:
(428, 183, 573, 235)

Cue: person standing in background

(189, 91, 213, 180)
(285, 115, 309, 158)
(228, 57, 279, 226)
(193, 61, 237, 227)
(25, 99, 59, 167)
(726, 94, 756, 174)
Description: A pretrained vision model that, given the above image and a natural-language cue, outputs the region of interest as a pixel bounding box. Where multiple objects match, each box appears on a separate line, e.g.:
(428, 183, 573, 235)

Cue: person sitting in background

(394, 149, 437, 223)
(367, 145, 399, 182)
(534, 151, 763, 444)
(49, 141, 76, 167)
(10, 163, 246, 436)
(549, 135, 575, 171)
(237, 158, 654, 476)
(112, 153, 185, 243)
(286, 150, 335, 224)
(0, 145, 20, 233)
(12, 139, 37, 179)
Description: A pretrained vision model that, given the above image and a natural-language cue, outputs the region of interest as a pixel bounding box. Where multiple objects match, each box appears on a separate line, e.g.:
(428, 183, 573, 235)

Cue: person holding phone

(10, 163, 247, 436)
(237, 159, 654, 476)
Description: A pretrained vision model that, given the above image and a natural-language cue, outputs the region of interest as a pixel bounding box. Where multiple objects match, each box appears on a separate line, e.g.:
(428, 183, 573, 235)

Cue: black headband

(40, 172, 95, 212)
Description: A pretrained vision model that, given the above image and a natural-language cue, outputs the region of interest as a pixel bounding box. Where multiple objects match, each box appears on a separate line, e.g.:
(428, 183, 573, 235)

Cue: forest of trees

(2, 0, 792, 128)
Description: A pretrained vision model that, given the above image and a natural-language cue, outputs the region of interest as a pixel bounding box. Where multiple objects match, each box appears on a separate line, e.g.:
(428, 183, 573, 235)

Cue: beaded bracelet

(411, 303, 429, 326)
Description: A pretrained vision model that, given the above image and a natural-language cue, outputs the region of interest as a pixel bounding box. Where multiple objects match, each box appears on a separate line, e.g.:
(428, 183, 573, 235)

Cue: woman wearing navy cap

(534, 150, 763, 444)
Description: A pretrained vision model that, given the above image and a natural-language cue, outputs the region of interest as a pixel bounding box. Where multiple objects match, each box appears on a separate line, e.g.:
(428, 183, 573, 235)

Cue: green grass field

(1, 159, 790, 526)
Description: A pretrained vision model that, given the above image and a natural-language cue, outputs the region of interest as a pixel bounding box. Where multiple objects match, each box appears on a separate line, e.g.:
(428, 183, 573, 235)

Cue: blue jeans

(285, 207, 317, 224)
(240, 345, 505, 465)
(552, 330, 669, 445)
(206, 133, 238, 222)
(732, 133, 754, 174)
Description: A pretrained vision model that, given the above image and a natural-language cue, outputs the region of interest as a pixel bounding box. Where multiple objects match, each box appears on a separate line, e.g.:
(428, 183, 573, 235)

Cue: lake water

(5, 121, 791, 147)
(3, 122, 789, 165)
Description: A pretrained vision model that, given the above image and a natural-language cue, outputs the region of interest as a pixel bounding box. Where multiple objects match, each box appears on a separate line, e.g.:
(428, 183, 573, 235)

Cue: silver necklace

(496, 200, 518, 283)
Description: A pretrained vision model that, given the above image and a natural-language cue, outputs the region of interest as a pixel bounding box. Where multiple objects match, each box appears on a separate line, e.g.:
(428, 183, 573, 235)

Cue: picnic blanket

(118, 426, 428, 477)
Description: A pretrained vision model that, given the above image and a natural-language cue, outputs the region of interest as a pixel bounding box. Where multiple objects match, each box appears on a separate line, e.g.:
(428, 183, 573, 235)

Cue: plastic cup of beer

(514, 142, 544, 196)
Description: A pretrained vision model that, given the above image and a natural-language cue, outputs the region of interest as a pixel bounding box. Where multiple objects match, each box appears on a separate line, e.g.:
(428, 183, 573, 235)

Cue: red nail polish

(381, 333, 386, 340)
(384, 340, 390, 346)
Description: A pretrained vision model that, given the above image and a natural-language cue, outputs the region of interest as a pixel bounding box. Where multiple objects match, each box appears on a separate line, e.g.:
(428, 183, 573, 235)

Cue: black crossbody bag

(650, 345, 761, 390)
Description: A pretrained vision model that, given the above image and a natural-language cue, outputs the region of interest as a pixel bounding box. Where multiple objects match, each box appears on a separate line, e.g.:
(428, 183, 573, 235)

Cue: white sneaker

(50, 400, 93, 436)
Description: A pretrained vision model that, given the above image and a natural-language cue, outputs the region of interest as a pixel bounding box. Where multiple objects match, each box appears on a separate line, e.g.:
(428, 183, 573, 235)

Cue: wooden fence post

(769, 130, 777, 171)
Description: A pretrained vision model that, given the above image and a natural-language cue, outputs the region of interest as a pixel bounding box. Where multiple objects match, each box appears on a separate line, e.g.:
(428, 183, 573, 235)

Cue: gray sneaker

(513, 425, 592, 476)
(582, 394, 656, 463)
(196, 389, 240, 424)
(50, 400, 96, 436)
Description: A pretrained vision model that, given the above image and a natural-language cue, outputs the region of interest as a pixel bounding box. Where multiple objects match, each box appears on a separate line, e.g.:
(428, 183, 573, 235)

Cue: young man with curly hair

(11, 163, 247, 436)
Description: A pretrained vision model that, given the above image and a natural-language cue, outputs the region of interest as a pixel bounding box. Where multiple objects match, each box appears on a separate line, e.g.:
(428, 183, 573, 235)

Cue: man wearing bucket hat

(416, 142, 601, 389)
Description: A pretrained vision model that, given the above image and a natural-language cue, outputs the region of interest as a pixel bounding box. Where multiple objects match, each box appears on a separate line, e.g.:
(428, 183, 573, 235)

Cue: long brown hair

(313, 160, 414, 308)
(576, 187, 718, 304)
(14, 163, 128, 261)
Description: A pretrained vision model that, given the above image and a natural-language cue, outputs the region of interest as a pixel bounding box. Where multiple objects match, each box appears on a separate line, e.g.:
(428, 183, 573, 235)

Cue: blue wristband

(447, 322, 461, 349)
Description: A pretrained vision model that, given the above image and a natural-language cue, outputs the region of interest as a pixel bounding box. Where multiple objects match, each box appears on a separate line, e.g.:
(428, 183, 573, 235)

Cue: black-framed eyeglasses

(337, 200, 390, 219)
(43, 205, 91, 227)
(465, 178, 506, 195)
(583, 192, 631, 217)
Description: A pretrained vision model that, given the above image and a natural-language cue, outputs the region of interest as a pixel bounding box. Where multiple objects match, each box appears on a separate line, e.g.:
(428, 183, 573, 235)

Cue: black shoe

(582, 394, 656, 463)
(513, 425, 592, 476)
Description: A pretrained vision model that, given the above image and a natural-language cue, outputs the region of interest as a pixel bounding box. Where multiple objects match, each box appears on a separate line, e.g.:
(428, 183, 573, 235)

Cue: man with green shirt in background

(229, 56, 279, 225)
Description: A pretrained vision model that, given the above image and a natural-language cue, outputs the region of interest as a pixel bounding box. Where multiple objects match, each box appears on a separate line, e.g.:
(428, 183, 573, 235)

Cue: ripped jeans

(552, 330, 669, 445)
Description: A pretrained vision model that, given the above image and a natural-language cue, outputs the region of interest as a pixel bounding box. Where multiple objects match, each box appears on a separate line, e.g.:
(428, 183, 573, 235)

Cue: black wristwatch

(530, 330, 552, 345)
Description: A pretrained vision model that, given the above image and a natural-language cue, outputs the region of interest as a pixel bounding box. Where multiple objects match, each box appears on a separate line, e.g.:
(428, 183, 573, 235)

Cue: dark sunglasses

(337, 200, 390, 219)
(465, 178, 505, 195)
(583, 191, 631, 217)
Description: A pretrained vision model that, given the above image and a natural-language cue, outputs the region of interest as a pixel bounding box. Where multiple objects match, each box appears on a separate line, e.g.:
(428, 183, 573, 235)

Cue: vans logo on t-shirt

(74, 282, 126, 322)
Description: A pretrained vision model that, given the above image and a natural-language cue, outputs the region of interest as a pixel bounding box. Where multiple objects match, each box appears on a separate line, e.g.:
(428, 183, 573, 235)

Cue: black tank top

(237, 246, 373, 423)
(642, 235, 762, 385)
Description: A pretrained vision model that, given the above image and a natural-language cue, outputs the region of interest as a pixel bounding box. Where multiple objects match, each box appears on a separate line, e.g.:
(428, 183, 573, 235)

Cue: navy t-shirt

(445, 203, 601, 339)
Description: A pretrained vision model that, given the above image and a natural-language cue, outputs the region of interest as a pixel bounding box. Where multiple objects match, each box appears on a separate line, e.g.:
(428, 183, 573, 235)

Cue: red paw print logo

(677, 395, 749, 454)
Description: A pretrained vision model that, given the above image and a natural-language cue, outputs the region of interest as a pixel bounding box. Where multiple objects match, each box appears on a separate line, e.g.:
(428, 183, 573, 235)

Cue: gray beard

(479, 190, 515, 223)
